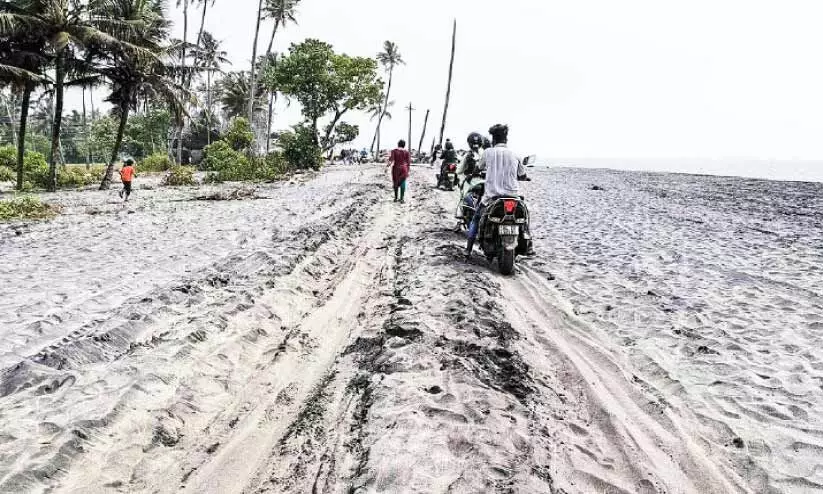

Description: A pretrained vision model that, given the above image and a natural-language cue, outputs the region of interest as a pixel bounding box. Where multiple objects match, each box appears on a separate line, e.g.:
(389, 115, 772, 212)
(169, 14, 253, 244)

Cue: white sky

(73, 0, 823, 180)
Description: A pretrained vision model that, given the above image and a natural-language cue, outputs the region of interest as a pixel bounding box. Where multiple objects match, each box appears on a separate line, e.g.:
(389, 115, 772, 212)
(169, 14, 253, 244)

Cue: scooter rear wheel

(499, 249, 515, 275)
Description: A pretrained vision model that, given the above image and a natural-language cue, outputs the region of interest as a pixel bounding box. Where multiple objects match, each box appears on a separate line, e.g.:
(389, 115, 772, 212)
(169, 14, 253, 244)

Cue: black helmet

(467, 132, 483, 149)
(489, 124, 509, 145)
(444, 140, 454, 150)
(482, 137, 492, 149)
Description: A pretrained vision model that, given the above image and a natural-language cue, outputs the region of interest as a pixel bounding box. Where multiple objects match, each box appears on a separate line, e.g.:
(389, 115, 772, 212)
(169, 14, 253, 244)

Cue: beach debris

(195, 187, 259, 201)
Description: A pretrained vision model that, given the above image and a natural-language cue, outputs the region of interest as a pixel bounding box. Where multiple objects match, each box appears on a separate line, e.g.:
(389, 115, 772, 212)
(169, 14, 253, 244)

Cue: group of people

(386, 124, 534, 258)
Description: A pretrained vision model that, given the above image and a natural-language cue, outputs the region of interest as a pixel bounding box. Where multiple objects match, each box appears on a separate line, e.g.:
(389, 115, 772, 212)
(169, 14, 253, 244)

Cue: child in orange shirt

(119, 158, 135, 201)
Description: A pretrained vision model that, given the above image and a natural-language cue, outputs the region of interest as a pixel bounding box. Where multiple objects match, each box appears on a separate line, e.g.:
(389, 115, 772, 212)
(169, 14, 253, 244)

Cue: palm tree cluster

(0, 0, 288, 191)
(0, 0, 409, 192)
(0, 0, 185, 190)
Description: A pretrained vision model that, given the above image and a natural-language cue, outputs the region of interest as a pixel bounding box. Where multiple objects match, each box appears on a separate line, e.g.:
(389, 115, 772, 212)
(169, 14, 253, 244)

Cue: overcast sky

(80, 0, 823, 180)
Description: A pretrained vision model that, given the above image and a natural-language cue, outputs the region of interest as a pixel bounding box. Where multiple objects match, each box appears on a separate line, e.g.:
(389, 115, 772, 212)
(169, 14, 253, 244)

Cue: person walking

(386, 140, 410, 203)
(118, 158, 136, 201)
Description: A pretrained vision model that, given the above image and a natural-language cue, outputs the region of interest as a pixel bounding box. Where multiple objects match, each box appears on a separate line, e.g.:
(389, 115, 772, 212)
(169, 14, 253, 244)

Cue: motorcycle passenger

(465, 124, 535, 258)
(454, 132, 485, 223)
(439, 140, 459, 185)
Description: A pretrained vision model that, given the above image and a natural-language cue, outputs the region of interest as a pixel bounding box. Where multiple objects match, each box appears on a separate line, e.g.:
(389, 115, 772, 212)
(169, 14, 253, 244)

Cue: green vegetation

(280, 125, 324, 171)
(0, 196, 57, 221)
(163, 166, 196, 186)
(140, 153, 174, 173)
(2, 0, 401, 192)
(265, 39, 381, 152)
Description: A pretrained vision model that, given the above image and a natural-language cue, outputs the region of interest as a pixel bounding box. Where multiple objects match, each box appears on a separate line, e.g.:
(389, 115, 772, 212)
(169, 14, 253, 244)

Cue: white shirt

(478, 144, 525, 204)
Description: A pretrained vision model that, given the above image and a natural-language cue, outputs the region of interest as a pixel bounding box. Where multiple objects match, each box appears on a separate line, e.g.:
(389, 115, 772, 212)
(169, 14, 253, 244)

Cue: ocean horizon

(536, 158, 823, 183)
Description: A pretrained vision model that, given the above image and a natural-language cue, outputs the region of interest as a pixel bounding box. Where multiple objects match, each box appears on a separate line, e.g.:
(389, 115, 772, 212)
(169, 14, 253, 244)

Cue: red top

(389, 148, 410, 187)
(120, 165, 134, 182)
(390, 148, 410, 168)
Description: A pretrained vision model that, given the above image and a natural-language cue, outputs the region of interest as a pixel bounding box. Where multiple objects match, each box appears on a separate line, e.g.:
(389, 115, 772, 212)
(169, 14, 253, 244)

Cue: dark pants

(122, 181, 132, 199)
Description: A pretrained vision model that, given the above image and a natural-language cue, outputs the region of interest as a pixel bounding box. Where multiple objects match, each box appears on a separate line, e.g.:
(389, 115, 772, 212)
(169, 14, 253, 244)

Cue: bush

(202, 139, 289, 182)
(224, 117, 254, 151)
(140, 153, 173, 172)
(202, 140, 248, 172)
(0, 150, 98, 189)
(279, 125, 323, 171)
(0, 166, 14, 182)
(56, 167, 99, 188)
(163, 165, 195, 186)
(0, 196, 57, 221)
(0, 145, 15, 168)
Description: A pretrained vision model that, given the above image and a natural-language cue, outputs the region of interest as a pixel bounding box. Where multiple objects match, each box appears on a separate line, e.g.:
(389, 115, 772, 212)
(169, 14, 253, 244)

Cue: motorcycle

(436, 161, 459, 191)
(477, 194, 531, 275)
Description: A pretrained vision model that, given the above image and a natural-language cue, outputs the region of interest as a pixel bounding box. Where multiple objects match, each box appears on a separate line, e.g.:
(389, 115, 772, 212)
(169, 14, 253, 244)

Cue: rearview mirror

(523, 155, 537, 167)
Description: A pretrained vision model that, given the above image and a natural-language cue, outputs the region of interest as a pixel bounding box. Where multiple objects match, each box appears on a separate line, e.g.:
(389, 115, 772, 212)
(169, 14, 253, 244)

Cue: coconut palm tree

(95, 0, 185, 189)
(194, 31, 228, 144)
(0, 0, 152, 190)
(0, 24, 48, 190)
(263, 0, 298, 55)
(194, 0, 214, 62)
(368, 98, 393, 155)
(220, 70, 264, 119)
(260, 0, 297, 152)
(247, 0, 264, 128)
(371, 40, 403, 155)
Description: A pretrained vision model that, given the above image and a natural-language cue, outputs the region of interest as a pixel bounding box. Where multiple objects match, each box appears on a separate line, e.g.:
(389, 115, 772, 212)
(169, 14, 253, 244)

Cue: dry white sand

(0, 165, 820, 493)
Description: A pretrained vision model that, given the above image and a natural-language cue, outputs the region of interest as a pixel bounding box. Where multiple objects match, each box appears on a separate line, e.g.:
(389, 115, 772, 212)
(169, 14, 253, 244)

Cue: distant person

(431, 144, 442, 166)
(386, 139, 410, 203)
(118, 158, 135, 201)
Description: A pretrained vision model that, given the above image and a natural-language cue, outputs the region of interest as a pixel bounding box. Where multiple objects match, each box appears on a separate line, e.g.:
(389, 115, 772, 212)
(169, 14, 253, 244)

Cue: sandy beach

(0, 165, 821, 493)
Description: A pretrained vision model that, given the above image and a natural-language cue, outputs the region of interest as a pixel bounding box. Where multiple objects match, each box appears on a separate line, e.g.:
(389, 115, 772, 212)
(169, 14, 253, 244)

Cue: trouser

(121, 181, 132, 199)
(394, 179, 406, 201)
(454, 177, 472, 218)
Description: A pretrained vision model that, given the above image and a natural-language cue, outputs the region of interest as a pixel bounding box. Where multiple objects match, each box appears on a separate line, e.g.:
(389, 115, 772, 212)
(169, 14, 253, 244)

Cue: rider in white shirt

(465, 124, 534, 258)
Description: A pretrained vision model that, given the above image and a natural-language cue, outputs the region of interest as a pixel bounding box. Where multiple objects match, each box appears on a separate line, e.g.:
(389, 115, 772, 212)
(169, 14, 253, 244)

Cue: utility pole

(417, 109, 430, 158)
(406, 102, 415, 158)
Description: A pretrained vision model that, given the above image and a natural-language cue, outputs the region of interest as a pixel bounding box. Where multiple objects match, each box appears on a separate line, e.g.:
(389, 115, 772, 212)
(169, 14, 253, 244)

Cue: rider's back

(481, 145, 523, 203)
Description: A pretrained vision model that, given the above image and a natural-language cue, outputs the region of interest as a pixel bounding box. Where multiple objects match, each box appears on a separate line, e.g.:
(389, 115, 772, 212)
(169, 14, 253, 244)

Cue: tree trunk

(417, 109, 429, 156)
(48, 51, 66, 192)
(100, 105, 130, 190)
(3, 90, 17, 145)
(15, 84, 32, 191)
(322, 109, 346, 151)
(248, 0, 265, 132)
(266, 92, 276, 153)
(177, 0, 189, 164)
(181, 0, 189, 75)
(196, 0, 208, 59)
(266, 19, 280, 57)
(371, 66, 393, 154)
(82, 86, 90, 169)
(438, 19, 457, 146)
(206, 70, 212, 146)
(264, 22, 280, 154)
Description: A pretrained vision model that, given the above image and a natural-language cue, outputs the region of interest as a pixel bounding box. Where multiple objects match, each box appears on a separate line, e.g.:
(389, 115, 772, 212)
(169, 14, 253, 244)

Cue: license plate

(499, 225, 519, 235)
(448, 174, 456, 181)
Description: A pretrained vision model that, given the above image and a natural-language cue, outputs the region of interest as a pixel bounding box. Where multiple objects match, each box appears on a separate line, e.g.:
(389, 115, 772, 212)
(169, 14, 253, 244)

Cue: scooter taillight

(448, 164, 456, 171)
(504, 200, 517, 214)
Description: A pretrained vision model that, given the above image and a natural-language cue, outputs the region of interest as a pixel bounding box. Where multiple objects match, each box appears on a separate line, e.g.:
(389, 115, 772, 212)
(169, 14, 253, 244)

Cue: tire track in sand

(497, 266, 747, 493)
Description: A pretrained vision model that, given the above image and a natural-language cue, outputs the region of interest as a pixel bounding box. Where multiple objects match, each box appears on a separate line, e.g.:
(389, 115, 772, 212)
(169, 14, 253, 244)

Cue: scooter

(477, 196, 531, 275)
(436, 161, 459, 191)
